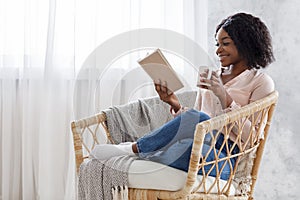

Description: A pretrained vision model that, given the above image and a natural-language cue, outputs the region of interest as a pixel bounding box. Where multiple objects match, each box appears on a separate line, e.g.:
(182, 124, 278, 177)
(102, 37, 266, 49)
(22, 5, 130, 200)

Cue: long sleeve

(226, 71, 275, 144)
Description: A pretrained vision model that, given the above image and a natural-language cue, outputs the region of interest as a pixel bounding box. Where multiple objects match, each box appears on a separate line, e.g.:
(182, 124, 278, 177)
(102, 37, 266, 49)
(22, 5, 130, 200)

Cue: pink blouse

(172, 69, 275, 144)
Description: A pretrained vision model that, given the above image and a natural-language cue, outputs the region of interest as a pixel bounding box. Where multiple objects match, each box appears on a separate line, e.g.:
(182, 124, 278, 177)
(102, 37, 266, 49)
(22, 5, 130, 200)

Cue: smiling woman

(85, 12, 276, 200)
(215, 13, 274, 70)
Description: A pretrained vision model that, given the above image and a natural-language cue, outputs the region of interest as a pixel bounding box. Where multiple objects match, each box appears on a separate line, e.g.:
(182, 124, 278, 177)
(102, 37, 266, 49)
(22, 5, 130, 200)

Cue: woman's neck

(221, 64, 249, 84)
(222, 63, 248, 75)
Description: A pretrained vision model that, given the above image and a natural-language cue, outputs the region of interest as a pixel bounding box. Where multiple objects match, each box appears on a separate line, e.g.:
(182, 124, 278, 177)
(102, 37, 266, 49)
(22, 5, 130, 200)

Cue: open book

(137, 49, 184, 93)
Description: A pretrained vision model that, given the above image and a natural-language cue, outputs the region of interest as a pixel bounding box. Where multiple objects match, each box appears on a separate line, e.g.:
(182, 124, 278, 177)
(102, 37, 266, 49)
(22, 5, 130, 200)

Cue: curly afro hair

(216, 13, 275, 69)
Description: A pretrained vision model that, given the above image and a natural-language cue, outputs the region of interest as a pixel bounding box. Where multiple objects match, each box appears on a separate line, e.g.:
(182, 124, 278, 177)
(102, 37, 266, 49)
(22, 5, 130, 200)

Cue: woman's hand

(154, 80, 181, 112)
(199, 70, 233, 108)
(198, 69, 211, 89)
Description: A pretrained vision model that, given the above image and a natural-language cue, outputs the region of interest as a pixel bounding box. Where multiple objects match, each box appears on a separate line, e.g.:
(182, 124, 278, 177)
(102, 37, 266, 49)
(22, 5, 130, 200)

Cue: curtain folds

(0, 0, 207, 199)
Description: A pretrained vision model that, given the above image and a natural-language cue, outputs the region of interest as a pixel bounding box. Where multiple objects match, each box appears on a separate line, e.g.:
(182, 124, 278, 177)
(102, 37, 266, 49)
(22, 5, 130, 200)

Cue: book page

(138, 49, 184, 93)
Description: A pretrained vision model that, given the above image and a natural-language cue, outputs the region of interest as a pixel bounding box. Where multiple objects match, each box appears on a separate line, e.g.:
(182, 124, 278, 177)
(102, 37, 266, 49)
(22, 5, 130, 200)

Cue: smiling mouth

(219, 55, 228, 61)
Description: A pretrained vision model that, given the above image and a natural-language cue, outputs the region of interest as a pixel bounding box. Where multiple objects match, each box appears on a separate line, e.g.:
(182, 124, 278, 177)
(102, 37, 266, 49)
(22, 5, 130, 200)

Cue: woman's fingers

(198, 68, 211, 87)
(211, 71, 220, 79)
(154, 79, 162, 91)
(199, 71, 208, 78)
(198, 72, 218, 89)
(199, 77, 209, 85)
(154, 80, 171, 96)
(161, 81, 170, 93)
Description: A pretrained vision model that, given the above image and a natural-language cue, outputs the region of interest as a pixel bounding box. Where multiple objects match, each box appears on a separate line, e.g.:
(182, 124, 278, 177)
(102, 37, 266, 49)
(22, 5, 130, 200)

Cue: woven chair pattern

(71, 91, 278, 200)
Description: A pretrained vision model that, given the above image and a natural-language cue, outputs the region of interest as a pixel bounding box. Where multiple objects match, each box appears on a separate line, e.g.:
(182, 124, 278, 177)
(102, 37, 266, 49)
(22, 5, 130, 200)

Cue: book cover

(138, 49, 184, 93)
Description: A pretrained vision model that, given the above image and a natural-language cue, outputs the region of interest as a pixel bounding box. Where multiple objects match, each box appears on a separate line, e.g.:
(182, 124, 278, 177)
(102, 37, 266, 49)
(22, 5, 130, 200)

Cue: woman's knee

(198, 111, 210, 122)
(182, 109, 210, 122)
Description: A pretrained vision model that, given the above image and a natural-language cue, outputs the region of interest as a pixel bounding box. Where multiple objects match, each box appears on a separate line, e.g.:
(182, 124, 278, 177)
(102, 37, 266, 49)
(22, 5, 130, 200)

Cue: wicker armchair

(71, 91, 278, 200)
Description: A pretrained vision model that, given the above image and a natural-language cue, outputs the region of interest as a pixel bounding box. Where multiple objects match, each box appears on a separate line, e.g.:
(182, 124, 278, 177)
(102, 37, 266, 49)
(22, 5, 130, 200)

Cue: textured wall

(206, 1, 300, 199)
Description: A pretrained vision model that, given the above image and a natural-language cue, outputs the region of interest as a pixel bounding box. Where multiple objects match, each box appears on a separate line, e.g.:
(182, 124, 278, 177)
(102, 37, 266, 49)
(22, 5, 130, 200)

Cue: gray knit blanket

(78, 155, 136, 200)
(104, 90, 197, 144)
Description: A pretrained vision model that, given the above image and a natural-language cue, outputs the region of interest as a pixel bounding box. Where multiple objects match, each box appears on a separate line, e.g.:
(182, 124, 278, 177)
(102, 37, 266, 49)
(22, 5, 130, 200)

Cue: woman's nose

(216, 45, 223, 55)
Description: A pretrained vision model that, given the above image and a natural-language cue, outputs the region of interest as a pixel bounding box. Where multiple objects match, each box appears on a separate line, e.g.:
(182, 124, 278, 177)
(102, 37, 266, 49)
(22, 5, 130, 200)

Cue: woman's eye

(215, 42, 230, 47)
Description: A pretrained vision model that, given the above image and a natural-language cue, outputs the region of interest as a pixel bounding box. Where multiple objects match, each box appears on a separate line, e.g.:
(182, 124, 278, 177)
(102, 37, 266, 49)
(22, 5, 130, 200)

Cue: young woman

(90, 12, 275, 180)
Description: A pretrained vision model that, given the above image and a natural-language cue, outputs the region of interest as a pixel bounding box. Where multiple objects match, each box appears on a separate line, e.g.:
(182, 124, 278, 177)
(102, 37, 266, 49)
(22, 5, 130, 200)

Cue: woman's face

(215, 28, 244, 67)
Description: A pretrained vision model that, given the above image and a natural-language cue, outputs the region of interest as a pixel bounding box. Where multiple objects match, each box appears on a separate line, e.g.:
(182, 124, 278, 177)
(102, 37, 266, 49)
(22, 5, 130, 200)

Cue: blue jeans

(136, 109, 239, 180)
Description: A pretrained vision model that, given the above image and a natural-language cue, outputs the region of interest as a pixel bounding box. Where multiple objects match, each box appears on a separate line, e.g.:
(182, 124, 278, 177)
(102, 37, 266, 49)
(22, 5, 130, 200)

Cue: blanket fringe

(112, 185, 129, 200)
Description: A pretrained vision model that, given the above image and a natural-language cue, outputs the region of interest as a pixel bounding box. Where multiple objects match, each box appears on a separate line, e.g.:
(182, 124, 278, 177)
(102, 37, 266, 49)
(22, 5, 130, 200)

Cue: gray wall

(207, 1, 300, 199)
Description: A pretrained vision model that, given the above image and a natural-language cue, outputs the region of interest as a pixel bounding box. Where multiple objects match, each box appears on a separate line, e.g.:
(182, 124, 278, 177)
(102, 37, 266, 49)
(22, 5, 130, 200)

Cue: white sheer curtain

(1, 0, 76, 199)
(0, 0, 207, 199)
